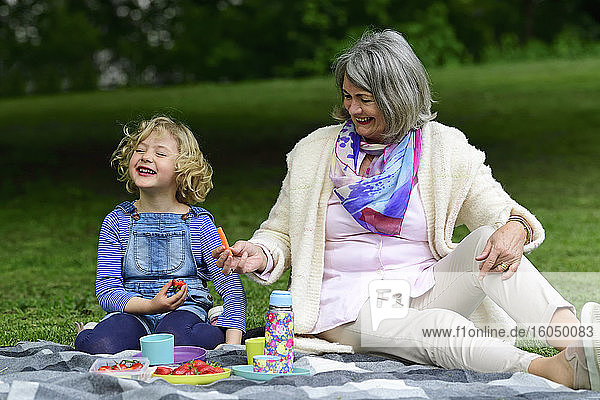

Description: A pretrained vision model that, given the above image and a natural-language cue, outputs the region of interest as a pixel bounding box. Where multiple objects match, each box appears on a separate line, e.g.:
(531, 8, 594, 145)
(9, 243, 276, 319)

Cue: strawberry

(154, 366, 173, 375)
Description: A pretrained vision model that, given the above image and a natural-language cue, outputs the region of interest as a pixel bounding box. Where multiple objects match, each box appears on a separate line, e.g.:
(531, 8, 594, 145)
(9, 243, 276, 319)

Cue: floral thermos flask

(264, 290, 294, 373)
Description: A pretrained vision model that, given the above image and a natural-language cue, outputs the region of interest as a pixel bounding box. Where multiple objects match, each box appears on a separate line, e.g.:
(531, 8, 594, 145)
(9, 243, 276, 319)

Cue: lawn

(0, 58, 599, 348)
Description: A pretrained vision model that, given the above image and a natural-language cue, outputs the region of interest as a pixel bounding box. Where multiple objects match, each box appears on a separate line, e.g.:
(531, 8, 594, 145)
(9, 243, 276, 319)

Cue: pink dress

(309, 182, 436, 334)
(258, 149, 438, 334)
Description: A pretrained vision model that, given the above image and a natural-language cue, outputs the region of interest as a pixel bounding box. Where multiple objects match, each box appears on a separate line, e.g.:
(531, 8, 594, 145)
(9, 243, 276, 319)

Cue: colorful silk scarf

(329, 119, 421, 236)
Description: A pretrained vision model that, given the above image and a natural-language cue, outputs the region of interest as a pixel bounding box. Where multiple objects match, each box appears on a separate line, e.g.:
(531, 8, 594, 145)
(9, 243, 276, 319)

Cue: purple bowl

(134, 346, 206, 365)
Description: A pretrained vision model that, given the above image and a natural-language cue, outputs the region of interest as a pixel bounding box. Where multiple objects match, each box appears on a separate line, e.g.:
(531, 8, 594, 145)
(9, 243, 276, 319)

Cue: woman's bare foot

(528, 302, 600, 391)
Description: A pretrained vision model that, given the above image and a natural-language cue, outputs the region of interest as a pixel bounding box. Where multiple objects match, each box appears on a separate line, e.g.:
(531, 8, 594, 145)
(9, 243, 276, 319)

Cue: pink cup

(253, 355, 281, 373)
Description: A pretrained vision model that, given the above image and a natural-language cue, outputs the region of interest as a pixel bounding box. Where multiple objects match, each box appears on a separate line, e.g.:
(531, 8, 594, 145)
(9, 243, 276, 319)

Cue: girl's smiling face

(342, 75, 387, 143)
(128, 130, 179, 196)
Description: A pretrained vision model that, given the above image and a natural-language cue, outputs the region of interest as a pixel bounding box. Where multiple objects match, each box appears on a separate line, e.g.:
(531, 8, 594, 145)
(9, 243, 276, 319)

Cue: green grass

(1, 58, 599, 351)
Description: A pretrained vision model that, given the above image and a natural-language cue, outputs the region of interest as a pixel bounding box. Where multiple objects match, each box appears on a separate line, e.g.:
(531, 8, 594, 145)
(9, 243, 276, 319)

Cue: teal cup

(140, 333, 174, 365)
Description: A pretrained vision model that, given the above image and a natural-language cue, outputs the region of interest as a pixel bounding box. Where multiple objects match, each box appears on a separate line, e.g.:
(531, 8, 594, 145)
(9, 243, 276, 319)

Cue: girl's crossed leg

(74, 310, 225, 354)
(155, 310, 225, 350)
(74, 313, 147, 354)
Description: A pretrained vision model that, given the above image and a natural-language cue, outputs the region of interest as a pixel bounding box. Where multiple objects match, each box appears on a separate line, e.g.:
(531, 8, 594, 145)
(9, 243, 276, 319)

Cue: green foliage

(396, 2, 470, 68)
(482, 26, 600, 62)
(1, 1, 598, 96)
(0, 0, 100, 94)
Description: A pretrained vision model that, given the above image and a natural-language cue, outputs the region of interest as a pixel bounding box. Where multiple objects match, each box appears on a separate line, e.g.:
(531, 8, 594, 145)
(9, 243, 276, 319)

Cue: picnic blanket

(1, 341, 598, 399)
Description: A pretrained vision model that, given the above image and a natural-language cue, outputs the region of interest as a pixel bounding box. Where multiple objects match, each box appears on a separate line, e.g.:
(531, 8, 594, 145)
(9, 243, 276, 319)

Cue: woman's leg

(412, 226, 577, 349)
(318, 300, 539, 373)
(155, 310, 225, 350)
(74, 313, 147, 354)
(318, 300, 600, 390)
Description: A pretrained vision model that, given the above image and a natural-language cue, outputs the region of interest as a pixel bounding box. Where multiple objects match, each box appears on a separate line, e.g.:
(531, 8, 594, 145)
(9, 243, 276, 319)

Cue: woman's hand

(211, 241, 268, 275)
(124, 280, 188, 315)
(475, 221, 527, 280)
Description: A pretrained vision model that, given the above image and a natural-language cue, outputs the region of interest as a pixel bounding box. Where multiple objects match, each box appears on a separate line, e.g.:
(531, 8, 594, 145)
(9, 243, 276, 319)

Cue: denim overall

(114, 201, 213, 333)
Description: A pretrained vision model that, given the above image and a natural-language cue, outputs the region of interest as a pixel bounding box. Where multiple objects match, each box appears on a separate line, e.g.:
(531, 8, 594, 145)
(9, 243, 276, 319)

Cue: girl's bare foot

(75, 321, 97, 334)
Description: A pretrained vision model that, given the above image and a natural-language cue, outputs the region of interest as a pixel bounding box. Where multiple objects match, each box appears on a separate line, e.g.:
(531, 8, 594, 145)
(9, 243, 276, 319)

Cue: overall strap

(115, 201, 140, 220)
(182, 205, 215, 222)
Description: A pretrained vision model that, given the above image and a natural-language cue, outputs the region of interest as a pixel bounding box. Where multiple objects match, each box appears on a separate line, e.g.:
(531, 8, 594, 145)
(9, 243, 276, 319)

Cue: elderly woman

(213, 30, 600, 390)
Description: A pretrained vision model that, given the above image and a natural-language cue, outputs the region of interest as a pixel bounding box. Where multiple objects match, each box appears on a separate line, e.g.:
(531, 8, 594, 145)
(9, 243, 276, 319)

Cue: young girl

(75, 116, 246, 354)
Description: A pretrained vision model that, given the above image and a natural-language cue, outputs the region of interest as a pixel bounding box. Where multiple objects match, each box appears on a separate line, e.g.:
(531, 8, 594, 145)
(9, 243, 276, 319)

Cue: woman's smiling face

(342, 75, 386, 143)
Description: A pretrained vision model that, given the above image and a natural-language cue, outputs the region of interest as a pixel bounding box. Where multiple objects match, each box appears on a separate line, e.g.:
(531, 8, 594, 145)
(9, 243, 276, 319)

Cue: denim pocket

(133, 230, 185, 274)
(187, 288, 213, 312)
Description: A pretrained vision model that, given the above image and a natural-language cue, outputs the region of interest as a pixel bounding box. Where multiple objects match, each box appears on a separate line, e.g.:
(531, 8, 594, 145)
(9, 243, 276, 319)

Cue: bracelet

(508, 215, 532, 244)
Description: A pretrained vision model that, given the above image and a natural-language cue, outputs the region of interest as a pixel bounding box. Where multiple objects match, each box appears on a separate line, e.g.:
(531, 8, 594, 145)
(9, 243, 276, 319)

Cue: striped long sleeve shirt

(95, 205, 246, 332)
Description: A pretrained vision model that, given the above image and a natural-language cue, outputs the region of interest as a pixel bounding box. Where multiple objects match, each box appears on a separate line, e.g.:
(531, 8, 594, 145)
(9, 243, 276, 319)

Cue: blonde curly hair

(110, 116, 213, 204)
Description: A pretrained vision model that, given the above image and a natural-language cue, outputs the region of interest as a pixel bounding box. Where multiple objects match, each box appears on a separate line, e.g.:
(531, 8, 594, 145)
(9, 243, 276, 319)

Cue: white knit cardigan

(248, 121, 545, 354)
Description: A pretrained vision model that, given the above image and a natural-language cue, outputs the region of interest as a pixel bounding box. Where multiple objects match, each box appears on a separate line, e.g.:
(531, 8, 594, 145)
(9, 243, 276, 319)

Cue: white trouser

(318, 226, 574, 372)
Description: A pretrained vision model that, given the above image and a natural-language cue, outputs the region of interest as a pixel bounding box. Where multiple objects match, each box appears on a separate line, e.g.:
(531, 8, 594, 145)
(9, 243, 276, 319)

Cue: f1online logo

(368, 280, 410, 331)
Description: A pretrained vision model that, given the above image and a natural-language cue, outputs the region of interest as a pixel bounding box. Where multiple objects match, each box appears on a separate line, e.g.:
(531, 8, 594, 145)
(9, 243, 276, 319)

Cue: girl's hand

(123, 280, 188, 315)
(211, 241, 268, 275)
(148, 280, 188, 314)
(476, 221, 527, 280)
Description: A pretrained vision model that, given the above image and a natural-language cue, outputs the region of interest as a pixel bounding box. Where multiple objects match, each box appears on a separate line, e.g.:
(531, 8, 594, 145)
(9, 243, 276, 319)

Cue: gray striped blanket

(0, 340, 597, 399)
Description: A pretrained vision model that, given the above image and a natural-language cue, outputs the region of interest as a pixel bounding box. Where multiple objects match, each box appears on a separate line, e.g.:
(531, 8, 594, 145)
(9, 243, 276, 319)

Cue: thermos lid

(269, 290, 292, 307)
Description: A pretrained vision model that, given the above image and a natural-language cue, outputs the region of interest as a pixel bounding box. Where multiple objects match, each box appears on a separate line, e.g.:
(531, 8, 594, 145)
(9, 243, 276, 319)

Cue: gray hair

(332, 29, 436, 143)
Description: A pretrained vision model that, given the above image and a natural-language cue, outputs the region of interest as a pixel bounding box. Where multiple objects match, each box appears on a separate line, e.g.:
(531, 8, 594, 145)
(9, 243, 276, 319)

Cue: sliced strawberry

(127, 362, 144, 370)
(154, 366, 173, 375)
